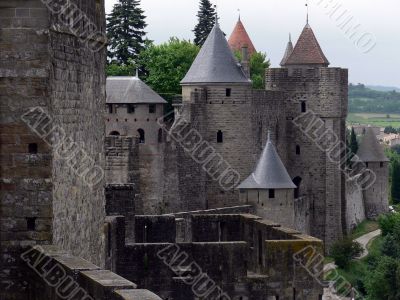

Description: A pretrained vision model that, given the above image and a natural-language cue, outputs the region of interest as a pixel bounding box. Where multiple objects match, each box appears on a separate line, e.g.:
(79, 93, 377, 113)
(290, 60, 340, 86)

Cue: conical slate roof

(228, 18, 256, 55)
(237, 133, 296, 189)
(352, 127, 389, 162)
(285, 24, 330, 66)
(280, 34, 294, 66)
(181, 22, 251, 85)
(106, 77, 167, 104)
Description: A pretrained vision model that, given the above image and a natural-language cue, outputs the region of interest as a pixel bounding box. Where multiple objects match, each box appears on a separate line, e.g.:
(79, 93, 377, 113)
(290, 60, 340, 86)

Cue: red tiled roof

(285, 24, 329, 66)
(228, 19, 256, 55)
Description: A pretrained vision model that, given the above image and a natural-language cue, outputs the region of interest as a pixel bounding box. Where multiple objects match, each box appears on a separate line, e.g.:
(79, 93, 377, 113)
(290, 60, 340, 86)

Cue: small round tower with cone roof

(352, 127, 390, 218)
(238, 132, 297, 229)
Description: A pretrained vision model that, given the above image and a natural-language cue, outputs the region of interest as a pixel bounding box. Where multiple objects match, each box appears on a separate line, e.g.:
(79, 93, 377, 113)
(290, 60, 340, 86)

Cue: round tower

(178, 19, 254, 209)
(352, 127, 390, 218)
(266, 21, 348, 249)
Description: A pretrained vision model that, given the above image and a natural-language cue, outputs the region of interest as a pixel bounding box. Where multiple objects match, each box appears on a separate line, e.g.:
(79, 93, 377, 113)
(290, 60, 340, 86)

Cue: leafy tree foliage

(193, 0, 216, 46)
(235, 51, 270, 89)
(107, 0, 147, 64)
(364, 256, 400, 300)
(384, 126, 399, 134)
(378, 213, 400, 236)
(330, 237, 364, 269)
(106, 60, 136, 76)
(138, 38, 200, 98)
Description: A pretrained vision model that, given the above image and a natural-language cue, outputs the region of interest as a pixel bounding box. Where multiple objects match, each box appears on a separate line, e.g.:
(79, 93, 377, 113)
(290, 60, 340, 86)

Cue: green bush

(330, 237, 364, 269)
(378, 213, 400, 236)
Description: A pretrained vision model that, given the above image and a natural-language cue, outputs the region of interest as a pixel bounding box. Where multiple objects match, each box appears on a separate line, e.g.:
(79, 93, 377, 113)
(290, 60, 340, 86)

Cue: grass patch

(366, 235, 383, 255)
(347, 113, 400, 128)
(351, 220, 380, 239)
(324, 256, 335, 264)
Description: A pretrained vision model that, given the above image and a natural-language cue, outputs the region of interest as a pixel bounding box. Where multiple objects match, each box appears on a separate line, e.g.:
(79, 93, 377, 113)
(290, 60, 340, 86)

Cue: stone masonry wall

(266, 67, 348, 249)
(1, 1, 107, 298)
(345, 174, 365, 233)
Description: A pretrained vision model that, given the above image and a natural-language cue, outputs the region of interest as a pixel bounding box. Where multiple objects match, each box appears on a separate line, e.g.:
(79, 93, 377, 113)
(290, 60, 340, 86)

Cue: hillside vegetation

(349, 84, 400, 114)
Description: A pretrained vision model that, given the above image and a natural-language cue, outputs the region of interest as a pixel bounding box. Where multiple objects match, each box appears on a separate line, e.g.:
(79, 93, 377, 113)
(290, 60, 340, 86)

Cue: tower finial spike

(306, 0, 309, 24)
(238, 8, 240, 21)
(289, 33, 291, 42)
(214, 5, 219, 26)
(267, 130, 271, 142)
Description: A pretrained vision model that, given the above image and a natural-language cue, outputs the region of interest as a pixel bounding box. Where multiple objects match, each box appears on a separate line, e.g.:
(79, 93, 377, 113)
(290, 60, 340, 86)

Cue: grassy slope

(348, 113, 400, 128)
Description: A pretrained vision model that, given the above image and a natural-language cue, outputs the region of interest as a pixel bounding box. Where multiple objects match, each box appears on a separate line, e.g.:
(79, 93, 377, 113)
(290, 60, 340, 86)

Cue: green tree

(106, 59, 136, 76)
(349, 127, 358, 156)
(378, 213, 400, 236)
(193, 0, 216, 46)
(235, 51, 270, 89)
(364, 256, 400, 300)
(391, 159, 400, 204)
(139, 37, 200, 100)
(107, 0, 147, 64)
(330, 237, 364, 269)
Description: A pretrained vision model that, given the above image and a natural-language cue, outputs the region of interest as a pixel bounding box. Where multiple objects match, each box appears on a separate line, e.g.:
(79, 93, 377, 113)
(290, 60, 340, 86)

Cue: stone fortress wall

(1, 0, 107, 298)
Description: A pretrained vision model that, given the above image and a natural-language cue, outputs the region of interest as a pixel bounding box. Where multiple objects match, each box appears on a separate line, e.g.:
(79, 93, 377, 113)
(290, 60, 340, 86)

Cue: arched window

(217, 130, 223, 143)
(293, 176, 302, 198)
(109, 131, 120, 136)
(301, 101, 306, 113)
(137, 128, 145, 144)
(296, 145, 301, 155)
(158, 128, 163, 143)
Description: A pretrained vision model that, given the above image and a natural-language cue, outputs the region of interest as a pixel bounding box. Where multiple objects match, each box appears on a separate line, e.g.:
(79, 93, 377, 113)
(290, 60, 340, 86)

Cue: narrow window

(127, 104, 135, 114)
(366, 162, 369, 168)
(138, 129, 145, 144)
(149, 104, 156, 114)
(301, 101, 306, 113)
(28, 143, 38, 154)
(226, 88, 231, 97)
(269, 189, 275, 199)
(258, 230, 263, 266)
(296, 145, 301, 155)
(217, 130, 223, 143)
(107, 223, 112, 257)
(380, 162, 383, 168)
(108, 104, 113, 114)
(158, 128, 163, 143)
(26, 217, 37, 231)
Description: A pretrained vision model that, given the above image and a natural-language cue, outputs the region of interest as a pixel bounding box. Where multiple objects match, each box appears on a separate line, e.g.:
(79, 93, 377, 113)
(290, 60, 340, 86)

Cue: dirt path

(322, 229, 382, 299)
(354, 229, 381, 259)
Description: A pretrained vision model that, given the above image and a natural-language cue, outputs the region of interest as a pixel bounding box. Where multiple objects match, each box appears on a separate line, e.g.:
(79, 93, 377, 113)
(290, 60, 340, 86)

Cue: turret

(280, 34, 294, 66)
(352, 127, 390, 218)
(176, 18, 254, 209)
(238, 132, 296, 229)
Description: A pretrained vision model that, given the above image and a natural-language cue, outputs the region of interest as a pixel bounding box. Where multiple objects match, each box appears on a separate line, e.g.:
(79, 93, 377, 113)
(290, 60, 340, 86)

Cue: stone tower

(352, 127, 389, 218)
(0, 1, 107, 298)
(266, 22, 348, 248)
(178, 19, 254, 209)
(238, 132, 296, 229)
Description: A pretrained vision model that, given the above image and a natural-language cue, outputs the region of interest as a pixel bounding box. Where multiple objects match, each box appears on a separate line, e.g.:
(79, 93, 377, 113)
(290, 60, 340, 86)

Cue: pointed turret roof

(228, 18, 256, 55)
(181, 22, 250, 85)
(238, 133, 296, 189)
(280, 34, 294, 66)
(285, 24, 330, 66)
(352, 127, 389, 162)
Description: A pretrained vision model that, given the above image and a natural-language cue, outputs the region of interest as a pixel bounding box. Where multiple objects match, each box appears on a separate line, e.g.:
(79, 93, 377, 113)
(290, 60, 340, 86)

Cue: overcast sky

(105, 0, 399, 87)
